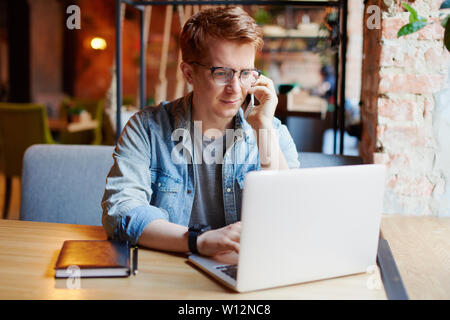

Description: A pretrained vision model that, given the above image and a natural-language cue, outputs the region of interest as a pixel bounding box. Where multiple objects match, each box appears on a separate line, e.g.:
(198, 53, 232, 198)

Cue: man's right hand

(196, 222, 241, 256)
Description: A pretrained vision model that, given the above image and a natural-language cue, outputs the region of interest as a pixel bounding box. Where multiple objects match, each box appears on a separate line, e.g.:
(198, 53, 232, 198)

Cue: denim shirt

(101, 92, 300, 244)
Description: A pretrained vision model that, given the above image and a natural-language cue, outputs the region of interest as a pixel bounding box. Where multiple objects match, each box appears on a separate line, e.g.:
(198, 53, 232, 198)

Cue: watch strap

(188, 224, 211, 254)
(188, 229, 200, 254)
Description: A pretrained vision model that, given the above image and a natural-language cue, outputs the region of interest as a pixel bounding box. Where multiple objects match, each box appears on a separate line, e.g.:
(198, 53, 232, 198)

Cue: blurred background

(0, 0, 363, 152)
(1, 0, 449, 219)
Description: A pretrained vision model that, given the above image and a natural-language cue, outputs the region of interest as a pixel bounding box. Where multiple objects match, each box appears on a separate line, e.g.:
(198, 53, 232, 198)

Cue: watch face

(190, 224, 202, 232)
(190, 224, 210, 232)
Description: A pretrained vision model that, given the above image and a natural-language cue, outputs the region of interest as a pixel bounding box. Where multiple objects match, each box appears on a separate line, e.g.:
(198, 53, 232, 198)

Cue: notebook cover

(54, 240, 130, 271)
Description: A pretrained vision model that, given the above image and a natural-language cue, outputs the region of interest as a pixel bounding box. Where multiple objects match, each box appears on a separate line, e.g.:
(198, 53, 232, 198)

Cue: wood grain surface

(0, 219, 386, 300)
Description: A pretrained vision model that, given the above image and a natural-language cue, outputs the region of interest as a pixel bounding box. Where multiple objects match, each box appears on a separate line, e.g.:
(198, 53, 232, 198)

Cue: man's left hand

(245, 75, 278, 130)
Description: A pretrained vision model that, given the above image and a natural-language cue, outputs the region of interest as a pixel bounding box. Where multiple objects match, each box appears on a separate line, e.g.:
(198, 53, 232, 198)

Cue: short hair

(180, 6, 264, 63)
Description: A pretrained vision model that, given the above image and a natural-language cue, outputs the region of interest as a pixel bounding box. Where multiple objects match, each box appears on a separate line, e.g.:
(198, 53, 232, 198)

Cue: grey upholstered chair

(298, 152, 363, 168)
(20, 144, 114, 225)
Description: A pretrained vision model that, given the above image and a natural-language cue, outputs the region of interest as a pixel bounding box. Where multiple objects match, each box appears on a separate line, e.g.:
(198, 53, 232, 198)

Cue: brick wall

(361, 0, 450, 216)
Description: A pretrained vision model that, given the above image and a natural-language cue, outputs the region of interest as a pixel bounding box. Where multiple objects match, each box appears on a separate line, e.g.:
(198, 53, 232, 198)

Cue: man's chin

(216, 106, 240, 120)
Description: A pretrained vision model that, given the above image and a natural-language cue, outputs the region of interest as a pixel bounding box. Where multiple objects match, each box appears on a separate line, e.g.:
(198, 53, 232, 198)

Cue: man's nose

(226, 72, 241, 92)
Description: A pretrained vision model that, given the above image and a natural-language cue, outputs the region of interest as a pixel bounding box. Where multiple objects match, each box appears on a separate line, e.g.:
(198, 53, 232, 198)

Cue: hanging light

(90, 37, 107, 50)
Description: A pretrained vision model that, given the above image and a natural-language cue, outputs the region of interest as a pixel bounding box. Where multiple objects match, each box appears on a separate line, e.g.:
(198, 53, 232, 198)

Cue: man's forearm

(137, 219, 189, 252)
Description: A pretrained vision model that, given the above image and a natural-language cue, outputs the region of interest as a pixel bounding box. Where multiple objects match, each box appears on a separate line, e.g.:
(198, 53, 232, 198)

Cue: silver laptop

(188, 164, 386, 292)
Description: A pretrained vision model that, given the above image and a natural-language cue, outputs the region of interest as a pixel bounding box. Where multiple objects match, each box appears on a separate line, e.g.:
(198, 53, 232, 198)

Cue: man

(102, 6, 299, 257)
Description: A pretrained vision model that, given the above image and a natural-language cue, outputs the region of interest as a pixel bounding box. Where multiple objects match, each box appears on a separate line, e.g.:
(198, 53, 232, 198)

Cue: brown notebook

(54, 240, 130, 278)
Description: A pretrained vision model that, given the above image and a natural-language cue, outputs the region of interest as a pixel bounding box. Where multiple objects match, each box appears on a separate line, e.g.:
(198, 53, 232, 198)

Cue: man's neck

(191, 106, 234, 139)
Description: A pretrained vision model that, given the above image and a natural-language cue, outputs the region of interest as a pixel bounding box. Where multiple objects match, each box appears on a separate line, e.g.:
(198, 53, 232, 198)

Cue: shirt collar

(172, 92, 193, 132)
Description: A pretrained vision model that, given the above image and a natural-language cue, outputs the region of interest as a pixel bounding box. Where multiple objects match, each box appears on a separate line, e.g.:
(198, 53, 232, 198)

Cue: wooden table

(48, 119, 98, 133)
(380, 216, 450, 300)
(0, 220, 386, 300)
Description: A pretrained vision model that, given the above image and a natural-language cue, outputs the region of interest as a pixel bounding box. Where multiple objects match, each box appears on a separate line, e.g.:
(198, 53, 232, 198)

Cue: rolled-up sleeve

(101, 112, 169, 245)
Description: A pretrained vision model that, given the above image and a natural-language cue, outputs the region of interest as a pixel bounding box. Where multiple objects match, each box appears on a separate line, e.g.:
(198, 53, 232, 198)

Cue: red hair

(180, 6, 263, 63)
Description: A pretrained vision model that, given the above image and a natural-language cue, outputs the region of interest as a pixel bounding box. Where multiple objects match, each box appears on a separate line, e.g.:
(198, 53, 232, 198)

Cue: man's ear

(180, 62, 194, 84)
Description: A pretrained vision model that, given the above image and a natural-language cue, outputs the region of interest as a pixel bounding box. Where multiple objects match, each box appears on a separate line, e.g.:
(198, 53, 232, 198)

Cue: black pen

(132, 245, 138, 276)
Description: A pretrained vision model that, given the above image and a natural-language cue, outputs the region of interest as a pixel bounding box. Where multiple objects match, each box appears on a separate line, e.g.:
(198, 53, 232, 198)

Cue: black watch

(188, 224, 211, 254)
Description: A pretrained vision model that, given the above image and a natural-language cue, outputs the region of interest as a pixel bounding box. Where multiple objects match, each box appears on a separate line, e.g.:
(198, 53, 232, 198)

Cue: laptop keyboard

(216, 265, 238, 280)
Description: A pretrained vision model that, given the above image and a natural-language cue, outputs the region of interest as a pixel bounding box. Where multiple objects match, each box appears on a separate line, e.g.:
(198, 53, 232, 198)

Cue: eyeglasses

(190, 62, 262, 88)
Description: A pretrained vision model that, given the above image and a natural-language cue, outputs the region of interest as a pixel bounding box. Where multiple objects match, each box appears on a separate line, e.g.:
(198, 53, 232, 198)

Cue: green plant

(254, 8, 272, 25)
(67, 106, 84, 115)
(398, 1, 450, 51)
(314, 10, 340, 54)
(61, 98, 84, 115)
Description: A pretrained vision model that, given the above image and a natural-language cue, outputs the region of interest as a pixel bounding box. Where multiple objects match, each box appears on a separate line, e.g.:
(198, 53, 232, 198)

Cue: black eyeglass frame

(190, 62, 262, 86)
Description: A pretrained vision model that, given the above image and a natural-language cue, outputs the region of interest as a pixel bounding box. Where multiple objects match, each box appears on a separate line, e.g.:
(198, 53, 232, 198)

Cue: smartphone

(243, 94, 254, 120)
(241, 93, 251, 109)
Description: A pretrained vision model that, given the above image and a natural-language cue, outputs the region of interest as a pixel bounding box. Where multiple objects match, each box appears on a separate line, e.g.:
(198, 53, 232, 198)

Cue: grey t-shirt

(188, 122, 232, 230)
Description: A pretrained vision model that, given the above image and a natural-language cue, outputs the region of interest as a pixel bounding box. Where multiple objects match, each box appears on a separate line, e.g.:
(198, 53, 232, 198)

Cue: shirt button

(226, 188, 231, 193)
(187, 190, 192, 194)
